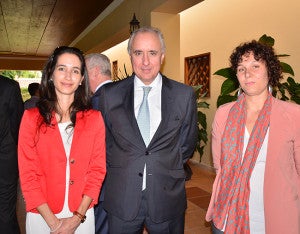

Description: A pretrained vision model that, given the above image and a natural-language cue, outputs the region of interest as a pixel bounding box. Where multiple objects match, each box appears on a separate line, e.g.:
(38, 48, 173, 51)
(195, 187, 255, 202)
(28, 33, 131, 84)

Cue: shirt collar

(94, 80, 112, 92)
(134, 73, 162, 89)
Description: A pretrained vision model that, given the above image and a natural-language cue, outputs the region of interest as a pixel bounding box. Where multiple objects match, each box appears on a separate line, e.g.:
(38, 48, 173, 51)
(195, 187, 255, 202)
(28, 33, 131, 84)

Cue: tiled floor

(17, 161, 215, 234)
(184, 161, 215, 234)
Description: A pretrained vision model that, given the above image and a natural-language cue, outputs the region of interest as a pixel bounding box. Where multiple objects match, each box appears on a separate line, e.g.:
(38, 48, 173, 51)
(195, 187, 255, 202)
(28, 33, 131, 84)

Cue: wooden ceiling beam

(0, 55, 47, 70)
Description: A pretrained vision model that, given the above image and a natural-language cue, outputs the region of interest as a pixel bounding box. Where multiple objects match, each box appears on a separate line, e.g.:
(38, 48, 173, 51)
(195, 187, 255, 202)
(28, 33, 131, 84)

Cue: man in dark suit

(85, 53, 112, 234)
(96, 26, 198, 233)
(0, 75, 24, 234)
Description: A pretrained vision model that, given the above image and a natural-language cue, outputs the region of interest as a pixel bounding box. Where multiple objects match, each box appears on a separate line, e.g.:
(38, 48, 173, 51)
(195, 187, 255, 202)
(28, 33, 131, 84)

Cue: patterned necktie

(137, 86, 152, 146)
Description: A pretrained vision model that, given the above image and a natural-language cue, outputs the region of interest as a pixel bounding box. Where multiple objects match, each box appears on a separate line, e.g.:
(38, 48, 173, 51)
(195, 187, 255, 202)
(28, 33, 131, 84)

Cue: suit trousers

(94, 201, 108, 234)
(0, 187, 20, 234)
(108, 191, 185, 234)
(0, 144, 20, 234)
(94, 177, 108, 234)
(211, 222, 224, 234)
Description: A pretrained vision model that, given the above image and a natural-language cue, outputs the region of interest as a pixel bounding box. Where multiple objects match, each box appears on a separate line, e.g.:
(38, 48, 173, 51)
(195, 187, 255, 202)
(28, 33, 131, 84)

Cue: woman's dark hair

(230, 40, 282, 87)
(37, 46, 91, 127)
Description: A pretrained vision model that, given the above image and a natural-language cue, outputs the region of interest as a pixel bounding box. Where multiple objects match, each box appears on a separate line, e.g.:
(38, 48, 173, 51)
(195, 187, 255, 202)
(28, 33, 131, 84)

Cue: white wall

(102, 40, 132, 79)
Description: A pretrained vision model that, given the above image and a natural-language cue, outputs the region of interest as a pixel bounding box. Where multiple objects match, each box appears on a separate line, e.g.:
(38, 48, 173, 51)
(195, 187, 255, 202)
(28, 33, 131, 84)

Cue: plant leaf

(221, 78, 239, 95)
(193, 84, 203, 92)
(193, 85, 203, 98)
(280, 62, 294, 76)
(217, 95, 237, 107)
(258, 34, 275, 47)
(198, 111, 207, 129)
(291, 96, 300, 105)
(197, 145, 204, 159)
(214, 68, 237, 80)
(198, 128, 208, 143)
(197, 101, 209, 109)
(277, 54, 290, 58)
(123, 64, 128, 76)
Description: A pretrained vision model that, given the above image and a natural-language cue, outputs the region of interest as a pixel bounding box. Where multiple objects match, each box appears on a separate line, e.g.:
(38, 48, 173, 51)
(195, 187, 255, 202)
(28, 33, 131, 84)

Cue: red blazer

(18, 108, 106, 213)
(206, 98, 300, 234)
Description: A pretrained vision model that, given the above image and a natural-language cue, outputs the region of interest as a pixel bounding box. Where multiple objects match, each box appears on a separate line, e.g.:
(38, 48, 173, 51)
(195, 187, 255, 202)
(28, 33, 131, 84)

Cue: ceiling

(0, 0, 204, 70)
(0, 0, 114, 69)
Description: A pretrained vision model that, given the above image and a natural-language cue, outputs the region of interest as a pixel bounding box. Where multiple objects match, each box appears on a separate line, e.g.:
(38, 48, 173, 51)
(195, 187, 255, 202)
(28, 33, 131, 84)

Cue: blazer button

(138, 173, 143, 177)
(69, 180, 74, 185)
(145, 151, 149, 155)
(70, 159, 75, 164)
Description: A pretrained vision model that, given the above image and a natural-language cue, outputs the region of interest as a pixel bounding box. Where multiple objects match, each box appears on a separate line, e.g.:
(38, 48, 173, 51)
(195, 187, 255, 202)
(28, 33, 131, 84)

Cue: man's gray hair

(127, 26, 166, 54)
(85, 53, 111, 77)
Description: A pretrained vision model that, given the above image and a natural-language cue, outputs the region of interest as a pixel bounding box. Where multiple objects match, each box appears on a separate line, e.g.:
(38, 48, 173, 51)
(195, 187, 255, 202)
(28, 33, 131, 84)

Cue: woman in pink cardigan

(206, 41, 300, 234)
(18, 46, 106, 233)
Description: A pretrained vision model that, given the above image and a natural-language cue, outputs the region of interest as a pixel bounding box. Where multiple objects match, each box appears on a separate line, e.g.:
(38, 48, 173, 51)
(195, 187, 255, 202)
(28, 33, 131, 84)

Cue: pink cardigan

(18, 108, 106, 213)
(206, 98, 300, 234)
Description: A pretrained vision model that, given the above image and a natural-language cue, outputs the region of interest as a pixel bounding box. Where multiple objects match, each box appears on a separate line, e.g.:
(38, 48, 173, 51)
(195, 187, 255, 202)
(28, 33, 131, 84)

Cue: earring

(268, 85, 272, 93)
(237, 86, 243, 96)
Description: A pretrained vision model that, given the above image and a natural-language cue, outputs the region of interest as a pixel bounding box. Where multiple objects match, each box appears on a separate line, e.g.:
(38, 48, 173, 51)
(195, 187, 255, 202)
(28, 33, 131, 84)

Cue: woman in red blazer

(206, 41, 300, 234)
(18, 46, 106, 234)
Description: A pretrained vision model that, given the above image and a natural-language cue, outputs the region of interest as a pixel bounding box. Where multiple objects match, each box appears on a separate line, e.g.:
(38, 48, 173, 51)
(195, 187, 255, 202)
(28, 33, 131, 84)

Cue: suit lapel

(149, 77, 174, 146)
(124, 82, 139, 131)
(122, 78, 146, 149)
(118, 76, 175, 149)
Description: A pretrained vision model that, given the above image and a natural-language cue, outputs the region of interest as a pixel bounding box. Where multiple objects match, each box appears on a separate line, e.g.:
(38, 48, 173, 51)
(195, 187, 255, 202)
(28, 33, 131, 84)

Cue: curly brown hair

(230, 40, 282, 87)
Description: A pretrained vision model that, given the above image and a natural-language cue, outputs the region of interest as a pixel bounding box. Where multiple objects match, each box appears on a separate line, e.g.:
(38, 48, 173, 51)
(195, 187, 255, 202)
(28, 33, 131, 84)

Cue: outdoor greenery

(214, 34, 300, 107)
(0, 70, 41, 79)
(0, 70, 41, 101)
(21, 88, 31, 102)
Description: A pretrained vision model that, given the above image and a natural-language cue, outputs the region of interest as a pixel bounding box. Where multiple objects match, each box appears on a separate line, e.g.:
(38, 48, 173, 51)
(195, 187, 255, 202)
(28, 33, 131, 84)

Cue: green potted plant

(193, 85, 209, 162)
(214, 34, 300, 107)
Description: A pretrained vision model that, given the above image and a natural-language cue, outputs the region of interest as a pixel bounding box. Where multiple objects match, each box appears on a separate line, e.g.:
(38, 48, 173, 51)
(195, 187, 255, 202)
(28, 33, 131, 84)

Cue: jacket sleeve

(180, 87, 198, 163)
(82, 111, 106, 205)
(211, 103, 233, 172)
(293, 105, 300, 177)
(211, 109, 223, 172)
(9, 81, 24, 144)
(18, 110, 47, 211)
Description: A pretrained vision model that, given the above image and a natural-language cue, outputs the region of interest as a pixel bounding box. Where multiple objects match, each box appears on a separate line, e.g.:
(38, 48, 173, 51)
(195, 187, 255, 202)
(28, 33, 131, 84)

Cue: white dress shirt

(134, 74, 162, 190)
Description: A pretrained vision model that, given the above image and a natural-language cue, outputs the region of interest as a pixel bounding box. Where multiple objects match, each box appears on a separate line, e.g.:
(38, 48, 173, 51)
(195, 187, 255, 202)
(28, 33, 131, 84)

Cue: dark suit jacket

(0, 75, 23, 233)
(98, 74, 198, 223)
(92, 86, 109, 234)
(0, 76, 24, 144)
(92, 82, 112, 202)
